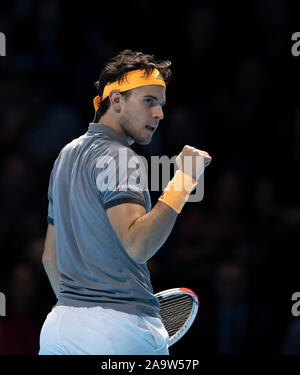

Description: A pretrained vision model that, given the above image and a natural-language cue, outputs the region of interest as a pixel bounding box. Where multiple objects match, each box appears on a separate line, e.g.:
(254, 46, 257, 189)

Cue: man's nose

(153, 105, 164, 121)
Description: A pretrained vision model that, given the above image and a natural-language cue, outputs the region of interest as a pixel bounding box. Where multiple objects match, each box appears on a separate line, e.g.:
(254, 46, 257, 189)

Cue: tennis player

(39, 49, 212, 355)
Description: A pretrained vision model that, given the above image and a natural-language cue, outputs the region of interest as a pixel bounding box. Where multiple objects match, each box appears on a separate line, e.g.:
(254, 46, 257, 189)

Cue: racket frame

(155, 287, 199, 346)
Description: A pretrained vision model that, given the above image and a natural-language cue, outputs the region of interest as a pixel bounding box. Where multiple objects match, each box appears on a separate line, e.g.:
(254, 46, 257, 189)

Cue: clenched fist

(176, 145, 212, 180)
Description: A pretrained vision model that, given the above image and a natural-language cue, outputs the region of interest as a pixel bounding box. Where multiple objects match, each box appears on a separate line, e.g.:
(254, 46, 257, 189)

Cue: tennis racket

(154, 287, 199, 347)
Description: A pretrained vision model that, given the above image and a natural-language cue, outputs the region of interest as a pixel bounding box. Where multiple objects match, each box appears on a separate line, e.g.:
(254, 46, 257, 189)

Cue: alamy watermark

(95, 149, 205, 202)
(0, 292, 6, 316)
(291, 32, 300, 57)
(0, 32, 6, 56)
(291, 292, 300, 317)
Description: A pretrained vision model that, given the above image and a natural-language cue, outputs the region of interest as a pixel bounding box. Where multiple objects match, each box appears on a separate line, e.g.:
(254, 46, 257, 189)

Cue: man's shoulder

(63, 133, 87, 151)
(52, 134, 86, 161)
(92, 140, 137, 160)
(59, 134, 141, 169)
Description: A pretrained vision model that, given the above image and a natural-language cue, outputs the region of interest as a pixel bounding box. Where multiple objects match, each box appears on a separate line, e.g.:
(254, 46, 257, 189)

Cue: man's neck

(97, 115, 134, 145)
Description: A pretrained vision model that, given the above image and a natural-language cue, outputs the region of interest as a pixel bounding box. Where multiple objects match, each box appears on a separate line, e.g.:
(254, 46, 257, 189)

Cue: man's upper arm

(42, 223, 56, 262)
(107, 203, 146, 255)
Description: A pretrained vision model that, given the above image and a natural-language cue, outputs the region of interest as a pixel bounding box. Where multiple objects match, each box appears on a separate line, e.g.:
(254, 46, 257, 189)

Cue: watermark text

(0, 292, 6, 316)
(291, 32, 300, 57)
(95, 149, 205, 202)
(0, 32, 6, 56)
(291, 292, 300, 316)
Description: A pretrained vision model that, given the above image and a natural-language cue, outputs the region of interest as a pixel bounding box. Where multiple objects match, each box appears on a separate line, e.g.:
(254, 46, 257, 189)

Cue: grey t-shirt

(47, 123, 160, 317)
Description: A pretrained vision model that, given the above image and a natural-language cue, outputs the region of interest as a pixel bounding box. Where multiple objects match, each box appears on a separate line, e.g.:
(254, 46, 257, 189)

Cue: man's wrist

(158, 170, 198, 213)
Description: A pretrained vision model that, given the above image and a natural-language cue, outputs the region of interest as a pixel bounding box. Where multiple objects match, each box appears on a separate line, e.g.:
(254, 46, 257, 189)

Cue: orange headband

(93, 68, 166, 113)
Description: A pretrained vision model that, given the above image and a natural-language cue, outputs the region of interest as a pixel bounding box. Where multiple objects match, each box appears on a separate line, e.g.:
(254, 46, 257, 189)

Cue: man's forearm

(126, 201, 178, 264)
(42, 257, 61, 298)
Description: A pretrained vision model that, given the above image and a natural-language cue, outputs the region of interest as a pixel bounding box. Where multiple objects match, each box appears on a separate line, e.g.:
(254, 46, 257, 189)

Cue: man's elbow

(42, 247, 56, 265)
(42, 252, 49, 265)
(123, 238, 150, 264)
(127, 249, 148, 264)
(43, 223, 57, 263)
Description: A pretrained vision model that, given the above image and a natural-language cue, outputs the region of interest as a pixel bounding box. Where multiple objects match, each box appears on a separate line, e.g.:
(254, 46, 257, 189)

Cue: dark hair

(93, 49, 172, 122)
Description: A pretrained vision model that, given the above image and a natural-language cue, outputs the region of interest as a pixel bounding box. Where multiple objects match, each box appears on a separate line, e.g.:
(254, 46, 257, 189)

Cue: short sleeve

(47, 169, 54, 225)
(94, 146, 149, 210)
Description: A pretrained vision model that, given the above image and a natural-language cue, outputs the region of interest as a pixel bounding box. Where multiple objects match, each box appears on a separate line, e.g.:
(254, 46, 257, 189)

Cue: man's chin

(135, 137, 152, 145)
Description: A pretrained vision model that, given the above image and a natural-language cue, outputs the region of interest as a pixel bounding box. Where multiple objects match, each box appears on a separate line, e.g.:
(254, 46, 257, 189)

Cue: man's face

(119, 85, 166, 145)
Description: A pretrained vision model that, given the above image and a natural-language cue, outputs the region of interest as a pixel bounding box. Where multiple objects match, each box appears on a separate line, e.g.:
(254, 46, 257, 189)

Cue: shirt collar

(88, 123, 130, 147)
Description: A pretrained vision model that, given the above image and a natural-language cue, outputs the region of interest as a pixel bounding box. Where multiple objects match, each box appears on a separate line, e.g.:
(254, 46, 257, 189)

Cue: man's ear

(109, 90, 122, 113)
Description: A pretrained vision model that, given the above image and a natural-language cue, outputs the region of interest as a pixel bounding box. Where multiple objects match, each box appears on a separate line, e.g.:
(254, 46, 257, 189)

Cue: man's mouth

(145, 125, 155, 132)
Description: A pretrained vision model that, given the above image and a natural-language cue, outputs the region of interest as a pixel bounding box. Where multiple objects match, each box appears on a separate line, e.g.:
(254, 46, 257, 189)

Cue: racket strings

(158, 295, 194, 336)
